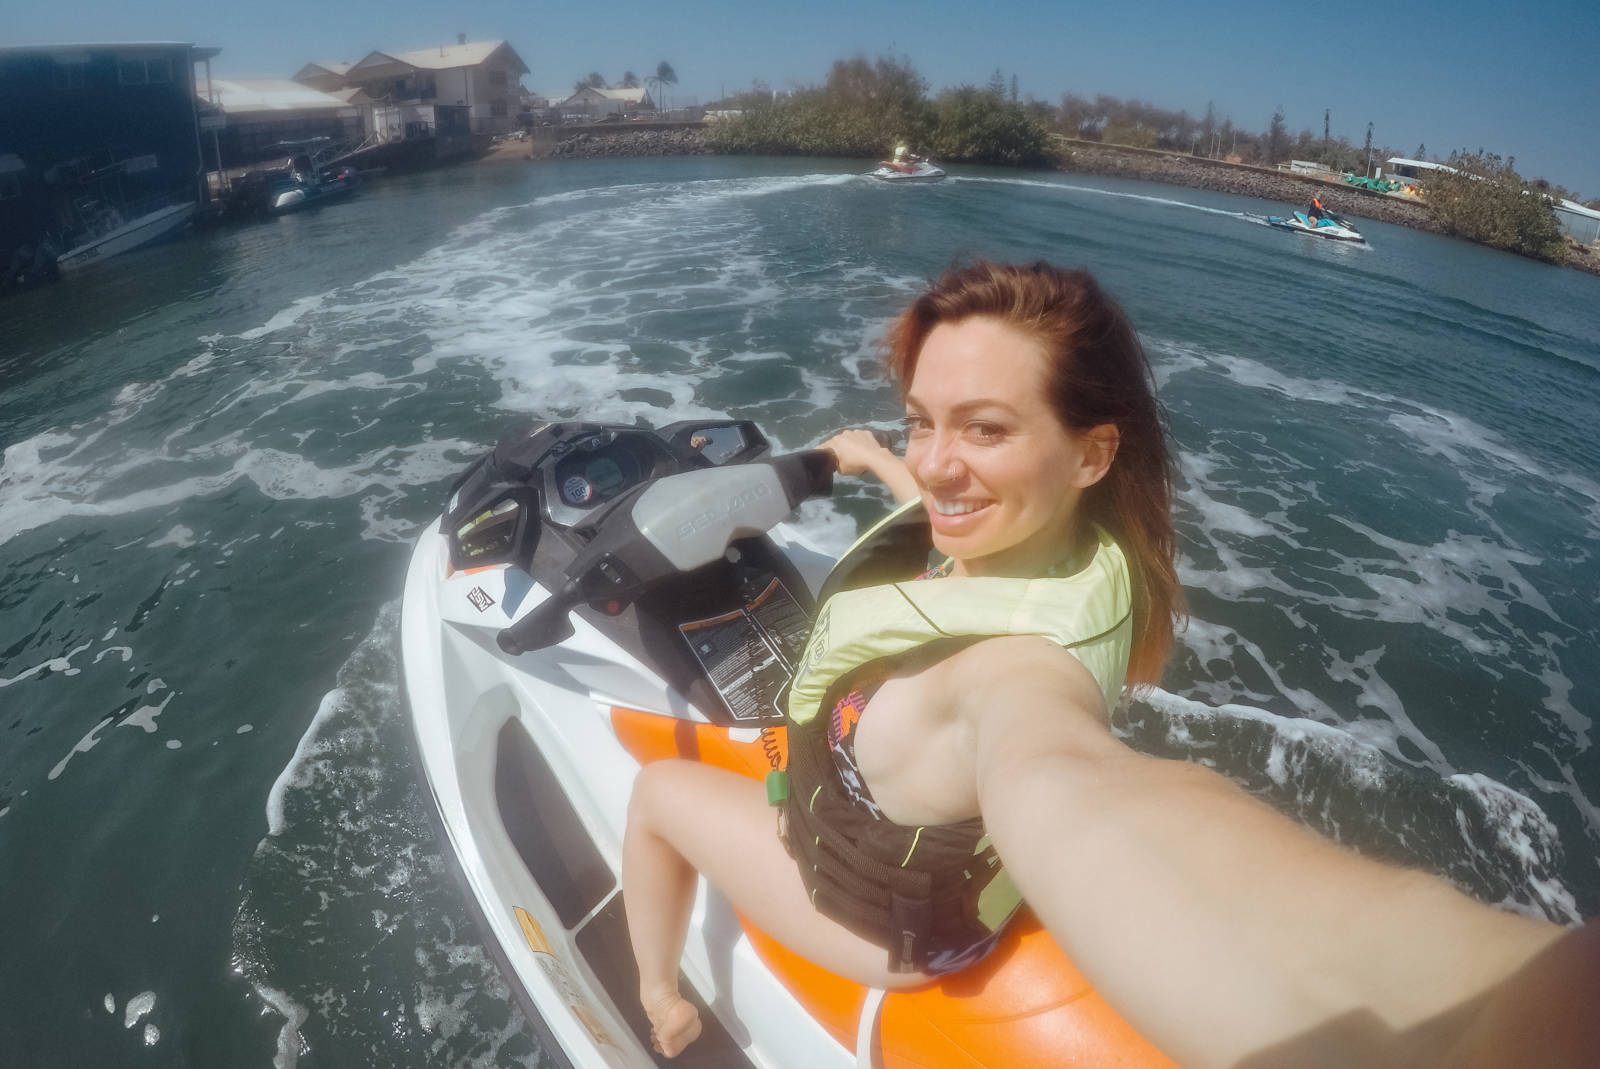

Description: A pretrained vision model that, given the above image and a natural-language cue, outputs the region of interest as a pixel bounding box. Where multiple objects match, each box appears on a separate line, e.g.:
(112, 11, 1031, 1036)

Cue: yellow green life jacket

(788, 499, 1133, 723)
(780, 500, 1134, 973)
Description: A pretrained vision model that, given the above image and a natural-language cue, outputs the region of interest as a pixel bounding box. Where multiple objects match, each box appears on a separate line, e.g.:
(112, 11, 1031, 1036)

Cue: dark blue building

(0, 42, 215, 278)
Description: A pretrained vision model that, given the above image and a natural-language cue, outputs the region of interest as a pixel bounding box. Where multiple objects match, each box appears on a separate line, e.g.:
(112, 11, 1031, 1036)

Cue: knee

(627, 758, 690, 832)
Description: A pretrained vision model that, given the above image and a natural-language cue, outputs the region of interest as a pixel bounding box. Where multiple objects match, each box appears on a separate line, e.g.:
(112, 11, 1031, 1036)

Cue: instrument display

(541, 430, 670, 526)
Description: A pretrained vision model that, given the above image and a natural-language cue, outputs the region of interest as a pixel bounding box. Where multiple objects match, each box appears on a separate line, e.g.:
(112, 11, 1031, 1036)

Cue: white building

(293, 38, 529, 139)
(558, 86, 653, 121)
(1555, 199, 1600, 245)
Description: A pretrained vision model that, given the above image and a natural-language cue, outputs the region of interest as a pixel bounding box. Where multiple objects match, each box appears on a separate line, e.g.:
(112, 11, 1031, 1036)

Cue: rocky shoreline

(520, 128, 1600, 276)
(1052, 140, 1436, 232)
(544, 128, 712, 159)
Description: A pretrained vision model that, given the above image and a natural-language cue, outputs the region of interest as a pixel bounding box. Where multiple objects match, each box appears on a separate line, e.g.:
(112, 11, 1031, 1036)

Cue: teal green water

(2, 156, 1597, 1066)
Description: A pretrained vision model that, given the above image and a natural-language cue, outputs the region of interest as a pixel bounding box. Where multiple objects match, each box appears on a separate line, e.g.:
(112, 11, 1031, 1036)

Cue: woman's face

(903, 316, 1113, 577)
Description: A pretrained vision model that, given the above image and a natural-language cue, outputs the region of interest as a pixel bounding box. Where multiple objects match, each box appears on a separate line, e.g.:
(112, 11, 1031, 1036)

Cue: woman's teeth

(932, 499, 985, 516)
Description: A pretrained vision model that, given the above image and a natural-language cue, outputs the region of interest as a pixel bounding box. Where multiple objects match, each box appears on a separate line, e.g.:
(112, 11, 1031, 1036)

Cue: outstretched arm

(820, 429, 919, 504)
(959, 637, 1569, 1069)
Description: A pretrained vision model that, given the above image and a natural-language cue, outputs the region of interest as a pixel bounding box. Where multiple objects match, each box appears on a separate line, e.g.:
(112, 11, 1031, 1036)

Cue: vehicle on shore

(1266, 210, 1366, 243)
(399, 418, 1169, 1069)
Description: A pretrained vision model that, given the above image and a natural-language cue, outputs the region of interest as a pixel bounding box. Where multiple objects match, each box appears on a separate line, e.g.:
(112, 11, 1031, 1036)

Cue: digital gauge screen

(555, 446, 642, 509)
(586, 456, 626, 497)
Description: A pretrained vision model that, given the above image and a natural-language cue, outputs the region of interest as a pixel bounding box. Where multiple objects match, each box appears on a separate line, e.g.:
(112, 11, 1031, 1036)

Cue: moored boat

(55, 201, 198, 272)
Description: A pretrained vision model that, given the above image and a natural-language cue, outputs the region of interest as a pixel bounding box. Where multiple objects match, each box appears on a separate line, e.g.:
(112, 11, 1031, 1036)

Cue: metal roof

(347, 40, 527, 76)
(1556, 199, 1600, 220)
(1, 42, 219, 57)
(210, 79, 353, 114)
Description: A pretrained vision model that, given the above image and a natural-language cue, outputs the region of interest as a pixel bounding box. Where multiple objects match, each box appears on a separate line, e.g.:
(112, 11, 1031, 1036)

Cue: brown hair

(885, 260, 1184, 687)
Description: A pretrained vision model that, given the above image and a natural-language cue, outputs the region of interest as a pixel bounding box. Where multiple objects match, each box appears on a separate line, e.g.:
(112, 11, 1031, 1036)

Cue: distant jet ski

(867, 158, 946, 182)
(1266, 210, 1365, 243)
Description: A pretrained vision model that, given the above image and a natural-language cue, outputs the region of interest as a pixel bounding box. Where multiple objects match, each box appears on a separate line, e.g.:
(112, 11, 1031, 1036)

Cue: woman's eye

(902, 415, 931, 435)
(968, 422, 1006, 441)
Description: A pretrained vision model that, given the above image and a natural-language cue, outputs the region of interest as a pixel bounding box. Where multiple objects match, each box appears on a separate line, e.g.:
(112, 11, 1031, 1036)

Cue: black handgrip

(782, 449, 837, 501)
(497, 582, 579, 655)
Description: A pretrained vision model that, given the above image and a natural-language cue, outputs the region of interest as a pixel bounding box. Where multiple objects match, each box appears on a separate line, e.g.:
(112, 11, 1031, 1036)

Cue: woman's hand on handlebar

(820, 429, 890, 476)
(820, 429, 920, 504)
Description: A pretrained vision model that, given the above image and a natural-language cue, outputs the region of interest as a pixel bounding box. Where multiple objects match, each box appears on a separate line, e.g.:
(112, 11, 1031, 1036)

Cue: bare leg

(622, 759, 932, 1056)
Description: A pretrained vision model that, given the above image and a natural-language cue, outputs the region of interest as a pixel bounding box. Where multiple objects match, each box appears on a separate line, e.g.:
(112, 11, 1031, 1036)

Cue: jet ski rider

(889, 142, 922, 173)
(1306, 192, 1333, 227)
(620, 260, 1598, 1065)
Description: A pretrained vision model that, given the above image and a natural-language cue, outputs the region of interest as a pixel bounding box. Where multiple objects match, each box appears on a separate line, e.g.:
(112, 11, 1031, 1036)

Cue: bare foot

(644, 991, 702, 1058)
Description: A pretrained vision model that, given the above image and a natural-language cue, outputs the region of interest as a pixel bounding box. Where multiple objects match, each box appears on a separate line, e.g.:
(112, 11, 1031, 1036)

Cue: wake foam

(1122, 688, 1580, 923)
(233, 604, 537, 1067)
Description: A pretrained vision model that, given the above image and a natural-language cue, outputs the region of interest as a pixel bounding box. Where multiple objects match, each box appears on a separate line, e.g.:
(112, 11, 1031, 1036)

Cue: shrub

(928, 87, 1052, 164)
(704, 55, 1049, 166)
(1424, 152, 1568, 262)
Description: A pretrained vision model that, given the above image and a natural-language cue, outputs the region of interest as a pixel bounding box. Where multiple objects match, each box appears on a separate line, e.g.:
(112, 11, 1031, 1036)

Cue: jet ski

(1266, 210, 1366, 243)
(400, 418, 1171, 1068)
(866, 159, 946, 182)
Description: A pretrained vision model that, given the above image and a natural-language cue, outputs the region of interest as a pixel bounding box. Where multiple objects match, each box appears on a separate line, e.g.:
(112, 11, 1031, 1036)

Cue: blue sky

(13, 0, 1600, 195)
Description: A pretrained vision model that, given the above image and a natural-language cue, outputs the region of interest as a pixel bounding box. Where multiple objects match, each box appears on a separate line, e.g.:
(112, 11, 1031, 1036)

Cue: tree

(1010, 74, 1019, 103)
(1201, 101, 1217, 157)
(1266, 106, 1289, 163)
(988, 68, 1007, 99)
(620, 71, 639, 89)
(653, 61, 678, 111)
(929, 85, 1050, 164)
(1414, 143, 1427, 161)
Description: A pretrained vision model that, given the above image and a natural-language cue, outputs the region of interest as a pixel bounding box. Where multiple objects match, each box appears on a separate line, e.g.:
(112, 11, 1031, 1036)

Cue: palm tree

(620, 71, 639, 89)
(654, 60, 677, 114)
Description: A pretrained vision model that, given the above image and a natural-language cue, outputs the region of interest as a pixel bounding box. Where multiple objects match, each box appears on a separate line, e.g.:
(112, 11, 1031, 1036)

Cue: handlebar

(495, 448, 839, 656)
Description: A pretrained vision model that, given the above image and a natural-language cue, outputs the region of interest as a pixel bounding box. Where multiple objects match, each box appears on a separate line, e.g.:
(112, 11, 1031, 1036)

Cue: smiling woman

(621, 259, 1596, 1066)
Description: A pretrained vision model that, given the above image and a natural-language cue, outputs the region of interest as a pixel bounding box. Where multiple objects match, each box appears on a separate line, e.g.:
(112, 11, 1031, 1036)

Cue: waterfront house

(0, 42, 213, 276)
(295, 37, 529, 143)
(290, 62, 355, 94)
(559, 87, 654, 122)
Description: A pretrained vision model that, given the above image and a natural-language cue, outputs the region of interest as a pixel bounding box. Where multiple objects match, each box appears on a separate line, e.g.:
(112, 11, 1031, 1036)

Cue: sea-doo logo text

(467, 587, 496, 612)
(674, 484, 773, 540)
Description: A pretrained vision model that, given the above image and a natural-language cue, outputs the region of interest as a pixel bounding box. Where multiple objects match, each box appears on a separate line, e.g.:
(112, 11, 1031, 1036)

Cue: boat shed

(1380, 157, 1459, 184)
(206, 79, 367, 169)
(1555, 199, 1600, 245)
(0, 42, 215, 277)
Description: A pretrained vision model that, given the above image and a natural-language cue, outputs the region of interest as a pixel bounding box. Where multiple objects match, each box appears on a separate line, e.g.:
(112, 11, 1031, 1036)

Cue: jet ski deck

(867, 160, 946, 182)
(1266, 210, 1366, 243)
(400, 419, 1173, 1067)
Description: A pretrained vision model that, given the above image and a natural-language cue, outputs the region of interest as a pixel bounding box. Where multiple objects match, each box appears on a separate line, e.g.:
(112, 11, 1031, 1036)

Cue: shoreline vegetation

(493, 54, 1599, 277)
(507, 129, 1600, 278)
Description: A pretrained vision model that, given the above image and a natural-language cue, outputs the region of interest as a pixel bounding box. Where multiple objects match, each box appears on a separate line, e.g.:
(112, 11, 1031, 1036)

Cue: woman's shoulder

(923, 635, 1108, 717)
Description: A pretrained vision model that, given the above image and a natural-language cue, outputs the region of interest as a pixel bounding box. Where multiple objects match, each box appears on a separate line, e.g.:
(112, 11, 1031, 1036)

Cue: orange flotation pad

(610, 708, 1176, 1068)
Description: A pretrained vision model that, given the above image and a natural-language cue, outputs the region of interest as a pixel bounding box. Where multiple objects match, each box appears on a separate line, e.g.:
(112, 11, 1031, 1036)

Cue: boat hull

(867, 163, 946, 182)
(1266, 214, 1365, 243)
(56, 202, 197, 272)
